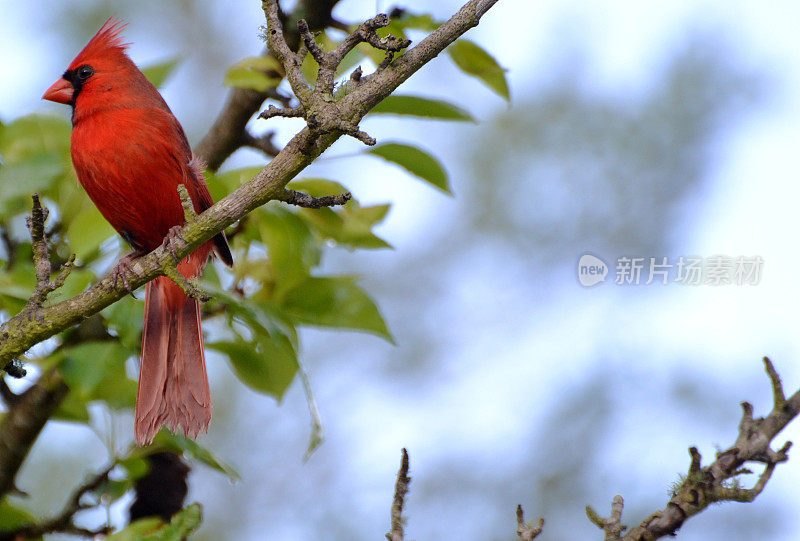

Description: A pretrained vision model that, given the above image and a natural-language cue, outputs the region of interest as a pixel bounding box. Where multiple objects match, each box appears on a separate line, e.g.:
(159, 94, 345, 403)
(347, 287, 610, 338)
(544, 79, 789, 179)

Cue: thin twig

(590, 357, 799, 540)
(260, 3, 412, 144)
(386, 448, 411, 541)
(0, 370, 69, 499)
(259, 105, 306, 120)
(241, 130, 282, 156)
(516, 505, 544, 540)
(763, 356, 785, 409)
(23, 194, 74, 312)
(281, 189, 352, 208)
(3, 464, 114, 538)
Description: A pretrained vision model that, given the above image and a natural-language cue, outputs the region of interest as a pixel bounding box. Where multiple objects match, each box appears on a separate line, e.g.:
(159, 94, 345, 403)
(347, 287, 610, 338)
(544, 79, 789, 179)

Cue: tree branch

(194, 86, 279, 171)
(0, 369, 69, 499)
(193, 0, 345, 170)
(279, 189, 351, 208)
(516, 505, 545, 540)
(1, 464, 115, 539)
(587, 357, 797, 540)
(386, 448, 411, 541)
(0, 0, 501, 372)
(22, 194, 74, 313)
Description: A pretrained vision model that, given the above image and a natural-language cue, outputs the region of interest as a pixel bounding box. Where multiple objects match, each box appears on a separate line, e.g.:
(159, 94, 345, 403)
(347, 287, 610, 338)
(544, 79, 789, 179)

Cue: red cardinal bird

(43, 19, 233, 445)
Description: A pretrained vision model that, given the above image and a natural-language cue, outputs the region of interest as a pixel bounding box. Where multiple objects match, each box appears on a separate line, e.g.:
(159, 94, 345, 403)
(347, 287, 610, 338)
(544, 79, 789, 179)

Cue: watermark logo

(577, 254, 608, 286)
(578, 254, 763, 287)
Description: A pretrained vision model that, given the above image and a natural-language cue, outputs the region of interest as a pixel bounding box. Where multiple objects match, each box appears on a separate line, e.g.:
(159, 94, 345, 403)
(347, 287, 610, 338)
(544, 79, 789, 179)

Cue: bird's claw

(112, 252, 143, 298)
(162, 226, 183, 263)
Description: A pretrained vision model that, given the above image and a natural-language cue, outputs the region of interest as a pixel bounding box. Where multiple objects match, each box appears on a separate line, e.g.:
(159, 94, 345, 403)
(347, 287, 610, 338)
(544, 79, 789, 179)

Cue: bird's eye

(76, 65, 94, 81)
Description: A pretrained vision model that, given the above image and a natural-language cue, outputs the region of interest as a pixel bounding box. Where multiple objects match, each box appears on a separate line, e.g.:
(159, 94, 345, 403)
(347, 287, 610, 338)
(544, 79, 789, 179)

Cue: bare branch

(177, 184, 198, 224)
(23, 194, 74, 312)
(386, 448, 411, 541)
(241, 130, 281, 156)
(194, 86, 280, 170)
(260, 4, 417, 145)
(2, 463, 114, 538)
(259, 104, 305, 120)
(262, 0, 313, 104)
(195, 0, 345, 170)
(280, 189, 352, 208)
(297, 19, 327, 65)
(586, 496, 625, 541)
(763, 356, 785, 409)
(516, 505, 544, 540)
(0, 370, 69, 498)
(594, 357, 800, 540)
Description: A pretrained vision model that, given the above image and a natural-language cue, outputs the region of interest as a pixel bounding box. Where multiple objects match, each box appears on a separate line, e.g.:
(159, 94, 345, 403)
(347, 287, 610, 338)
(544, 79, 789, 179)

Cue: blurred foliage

(0, 4, 511, 538)
(465, 37, 762, 263)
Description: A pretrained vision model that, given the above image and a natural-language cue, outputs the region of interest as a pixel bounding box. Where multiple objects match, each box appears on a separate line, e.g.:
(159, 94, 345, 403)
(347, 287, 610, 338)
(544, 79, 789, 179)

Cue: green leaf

(146, 503, 202, 541)
(387, 11, 440, 31)
(48, 267, 94, 302)
(208, 335, 298, 400)
(205, 166, 261, 202)
(106, 505, 201, 541)
(56, 342, 133, 400)
(0, 115, 71, 160)
(142, 58, 180, 88)
(119, 456, 150, 480)
(281, 276, 393, 342)
(105, 295, 146, 350)
(366, 142, 451, 194)
(447, 39, 510, 101)
(105, 518, 162, 541)
(65, 204, 116, 261)
(224, 56, 283, 91)
(206, 286, 291, 339)
(371, 95, 474, 121)
(0, 258, 36, 313)
(259, 207, 320, 296)
(286, 179, 392, 249)
(287, 178, 350, 198)
(146, 432, 241, 481)
(0, 158, 63, 206)
(53, 389, 91, 422)
(104, 479, 134, 502)
(301, 204, 392, 250)
(91, 362, 138, 411)
(0, 500, 36, 531)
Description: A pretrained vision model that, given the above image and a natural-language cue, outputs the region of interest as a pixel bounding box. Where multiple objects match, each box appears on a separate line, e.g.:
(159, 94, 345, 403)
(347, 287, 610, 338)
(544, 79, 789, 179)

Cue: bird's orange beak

(42, 78, 74, 104)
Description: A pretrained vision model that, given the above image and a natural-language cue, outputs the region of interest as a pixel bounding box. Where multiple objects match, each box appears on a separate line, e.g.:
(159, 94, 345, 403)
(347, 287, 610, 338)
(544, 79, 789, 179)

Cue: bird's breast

(71, 107, 194, 251)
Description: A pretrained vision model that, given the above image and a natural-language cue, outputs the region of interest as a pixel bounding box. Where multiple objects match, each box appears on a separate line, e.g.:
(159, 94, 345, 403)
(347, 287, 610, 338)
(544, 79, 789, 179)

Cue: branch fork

(2, 463, 114, 538)
(516, 505, 545, 540)
(23, 194, 74, 313)
(259, 1, 412, 147)
(159, 186, 211, 302)
(589, 356, 797, 540)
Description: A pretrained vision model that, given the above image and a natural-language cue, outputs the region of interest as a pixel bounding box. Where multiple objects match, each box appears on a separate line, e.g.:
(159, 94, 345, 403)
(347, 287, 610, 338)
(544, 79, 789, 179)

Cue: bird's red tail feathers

(135, 275, 211, 446)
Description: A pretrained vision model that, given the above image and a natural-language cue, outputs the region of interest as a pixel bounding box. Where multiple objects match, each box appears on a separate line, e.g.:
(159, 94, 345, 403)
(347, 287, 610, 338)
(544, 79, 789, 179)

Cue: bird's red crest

(68, 17, 130, 69)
